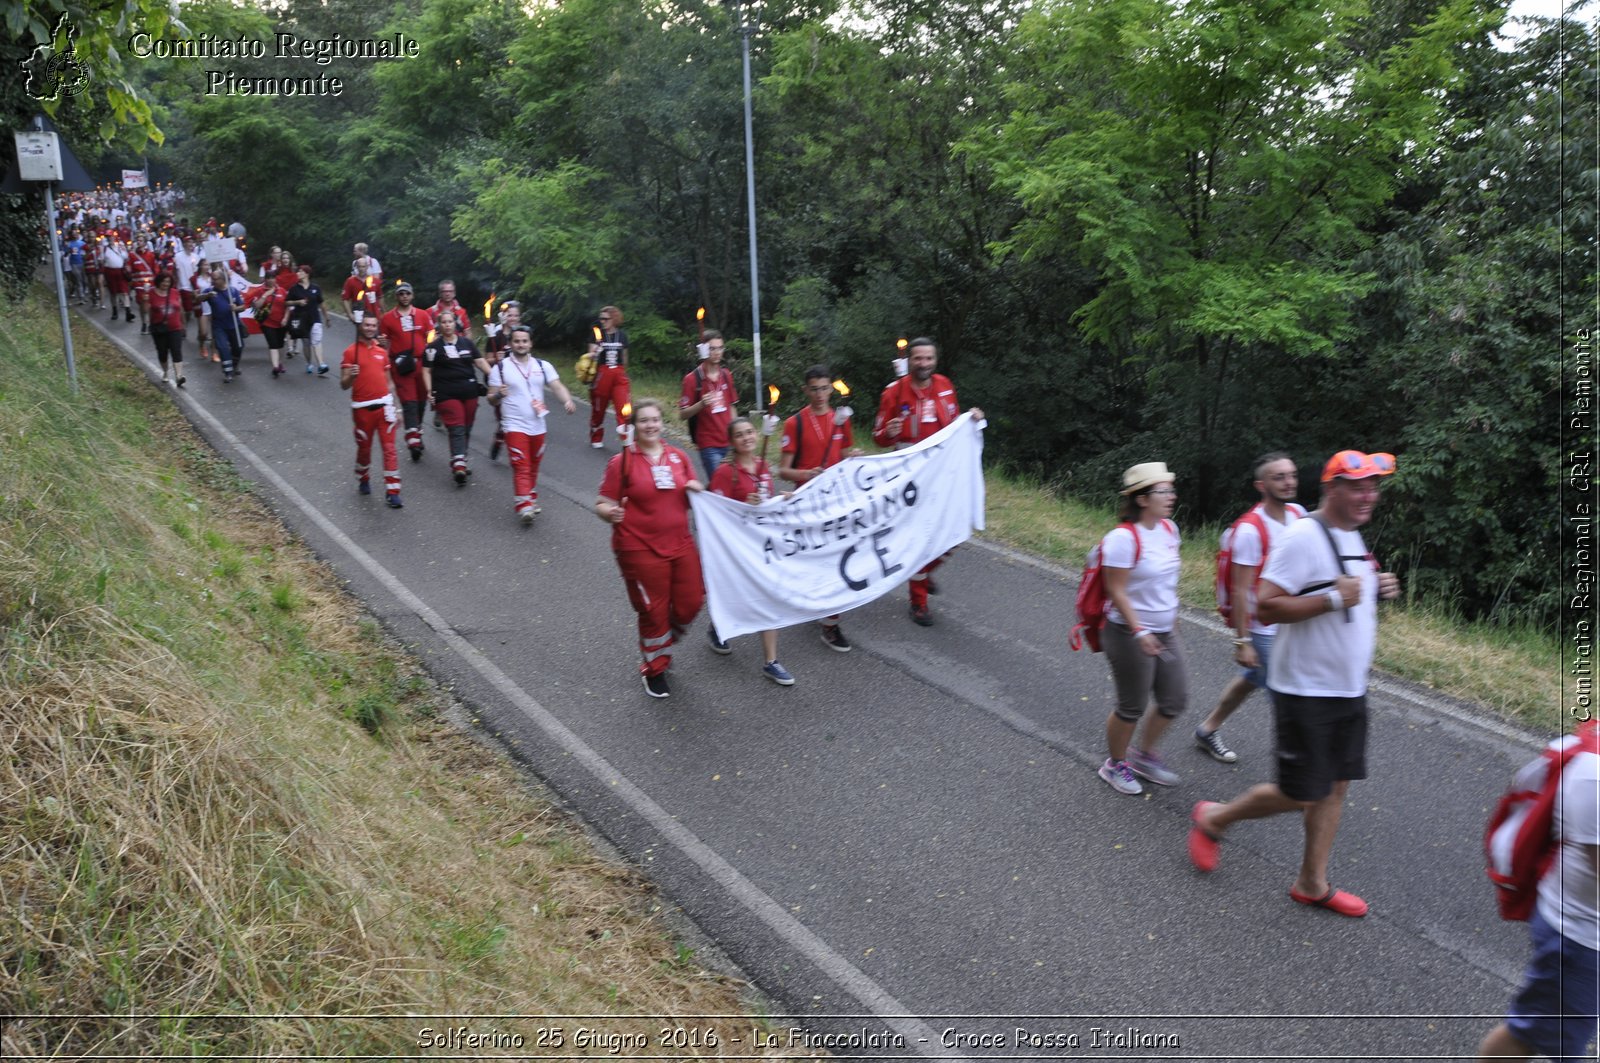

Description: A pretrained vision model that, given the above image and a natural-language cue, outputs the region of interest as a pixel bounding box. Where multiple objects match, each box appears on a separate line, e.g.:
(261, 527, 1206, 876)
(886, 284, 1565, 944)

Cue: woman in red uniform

(594, 399, 706, 699)
(707, 417, 795, 685)
(147, 271, 188, 388)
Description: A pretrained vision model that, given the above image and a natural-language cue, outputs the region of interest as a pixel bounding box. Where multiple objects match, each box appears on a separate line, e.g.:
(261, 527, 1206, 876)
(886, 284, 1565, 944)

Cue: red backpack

(1214, 503, 1305, 627)
(1484, 720, 1600, 921)
(1069, 521, 1171, 653)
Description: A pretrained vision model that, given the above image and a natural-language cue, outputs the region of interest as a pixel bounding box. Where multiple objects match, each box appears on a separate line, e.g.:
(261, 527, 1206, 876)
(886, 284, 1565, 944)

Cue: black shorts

(1272, 691, 1368, 801)
(261, 325, 287, 349)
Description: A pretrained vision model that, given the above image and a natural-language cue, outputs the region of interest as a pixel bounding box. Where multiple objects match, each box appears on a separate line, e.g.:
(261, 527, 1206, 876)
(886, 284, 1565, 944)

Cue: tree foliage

(102, 0, 1590, 623)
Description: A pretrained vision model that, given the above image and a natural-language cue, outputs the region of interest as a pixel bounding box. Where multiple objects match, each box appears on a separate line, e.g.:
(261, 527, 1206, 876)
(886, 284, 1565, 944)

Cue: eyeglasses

(706, 345, 725, 353)
(1149, 487, 1177, 496)
(1322, 450, 1396, 482)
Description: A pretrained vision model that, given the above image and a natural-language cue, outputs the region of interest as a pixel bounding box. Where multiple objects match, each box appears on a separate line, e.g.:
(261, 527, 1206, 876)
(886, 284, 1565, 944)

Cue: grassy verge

(625, 365, 1557, 726)
(0, 289, 799, 1056)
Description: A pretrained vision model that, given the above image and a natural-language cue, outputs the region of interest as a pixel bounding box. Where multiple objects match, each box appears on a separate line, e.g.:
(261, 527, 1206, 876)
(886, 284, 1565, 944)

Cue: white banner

(121, 169, 148, 189)
(691, 413, 986, 640)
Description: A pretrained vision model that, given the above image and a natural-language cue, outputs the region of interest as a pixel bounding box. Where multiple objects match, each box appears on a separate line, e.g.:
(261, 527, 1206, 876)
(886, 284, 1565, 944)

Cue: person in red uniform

(587, 305, 631, 448)
(780, 364, 863, 652)
(254, 267, 294, 377)
(679, 329, 739, 480)
(871, 337, 984, 626)
(127, 238, 157, 335)
(102, 235, 132, 323)
(378, 282, 434, 461)
(146, 271, 188, 388)
(708, 417, 796, 685)
(340, 257, 382, 322)
(339, 315, 405, 509)
(594, 399, 706, 699)
(428, 280, 472, 340)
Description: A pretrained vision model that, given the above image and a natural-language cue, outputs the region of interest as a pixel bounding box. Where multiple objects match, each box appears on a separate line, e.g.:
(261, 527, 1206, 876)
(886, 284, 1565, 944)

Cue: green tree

(981, 0, 1492, 507)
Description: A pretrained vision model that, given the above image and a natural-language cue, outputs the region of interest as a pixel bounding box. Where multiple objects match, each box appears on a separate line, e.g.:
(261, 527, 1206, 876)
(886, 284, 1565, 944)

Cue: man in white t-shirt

(1195, 452, 1307, 763)
(1187, 450, 1400, 918)
(1478, 724, 1600, 1063)
(486, 325, 577, 524)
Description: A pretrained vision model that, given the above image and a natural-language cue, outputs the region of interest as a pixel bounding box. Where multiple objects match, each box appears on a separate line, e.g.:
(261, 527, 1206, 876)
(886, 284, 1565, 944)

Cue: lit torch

(696, 305, 706, 341)
(894, 337, 909, 378)
(759, 385, 781, 462)
(482, 293, 498, 337)
(618, 401, 634, 449)
(821, 380, 853, 468)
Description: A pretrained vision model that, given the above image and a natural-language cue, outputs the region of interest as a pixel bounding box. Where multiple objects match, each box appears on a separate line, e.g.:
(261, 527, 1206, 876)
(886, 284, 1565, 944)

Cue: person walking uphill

(378, 282, 434, 462)
(594, 400, 706, 699)
(588, 305, 631, 449)
(680, 330, 739, 479)
(421, 308, 491, 486)
(486, 325, 577, 524)
(872, 337, 983, 626)
(340, 315, 405, 509)
(1095, 462, 1188, 796)
(1188, 450, 1402, 918)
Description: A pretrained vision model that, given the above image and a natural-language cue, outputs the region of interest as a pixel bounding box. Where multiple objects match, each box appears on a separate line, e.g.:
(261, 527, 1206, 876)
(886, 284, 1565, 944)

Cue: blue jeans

(699, 446, 728, 480)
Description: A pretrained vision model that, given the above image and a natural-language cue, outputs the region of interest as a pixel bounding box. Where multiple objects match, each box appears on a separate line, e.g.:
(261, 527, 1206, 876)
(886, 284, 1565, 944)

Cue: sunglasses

(1323, 450, 1396, 482)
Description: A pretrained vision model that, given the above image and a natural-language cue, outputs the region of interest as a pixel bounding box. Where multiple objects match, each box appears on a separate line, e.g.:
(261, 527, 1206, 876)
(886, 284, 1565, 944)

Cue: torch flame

(426, 329, 437, 343)
(767, 385, 780, 406)
(483, 293, 497, 324)
(620, 402, 632, 420)
(833, 379, 851, 397)
(592, 325, 603, 342)
(696, 306, 706, 322)
(896, 338, 908, 350)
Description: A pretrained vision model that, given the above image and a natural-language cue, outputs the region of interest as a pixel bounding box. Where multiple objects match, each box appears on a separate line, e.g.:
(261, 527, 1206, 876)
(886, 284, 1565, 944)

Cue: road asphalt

(88, 303, 1562, 1062)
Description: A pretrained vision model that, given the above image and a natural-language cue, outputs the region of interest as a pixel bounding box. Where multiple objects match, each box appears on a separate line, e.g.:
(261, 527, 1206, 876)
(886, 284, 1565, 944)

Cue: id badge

(532, 398, 548, 416)
(402, 314, 415, 331)
(711, 388, 727, 414)
(443, 344, 458, 358)
(920, 398, 936, 423)
(651, 464, 676, 490)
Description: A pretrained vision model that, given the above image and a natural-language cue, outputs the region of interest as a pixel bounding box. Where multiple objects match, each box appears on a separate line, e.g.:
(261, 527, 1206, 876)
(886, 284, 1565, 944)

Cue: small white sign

(13, 132, 63, 181)
(202, 235, 237, 265)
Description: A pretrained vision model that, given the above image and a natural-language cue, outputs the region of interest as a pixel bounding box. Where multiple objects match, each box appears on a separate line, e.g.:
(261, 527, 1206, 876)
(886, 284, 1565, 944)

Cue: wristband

(1130, 627, 1147, 637)
(1232, 637, 1251, 646)
(1324, 588, 1342, 613)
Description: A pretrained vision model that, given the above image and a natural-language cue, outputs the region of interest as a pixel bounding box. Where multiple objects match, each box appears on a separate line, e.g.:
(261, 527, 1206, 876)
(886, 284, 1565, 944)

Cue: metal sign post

(15, 125, 77, 393)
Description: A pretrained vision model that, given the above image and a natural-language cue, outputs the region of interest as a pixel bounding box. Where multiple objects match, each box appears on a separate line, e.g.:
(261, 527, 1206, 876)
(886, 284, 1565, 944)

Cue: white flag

(121, 169, 149, 189)
(691, 413, 986, 640)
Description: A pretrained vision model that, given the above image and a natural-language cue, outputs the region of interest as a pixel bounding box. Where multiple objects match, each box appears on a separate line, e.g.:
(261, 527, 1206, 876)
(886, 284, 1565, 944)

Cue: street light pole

(738, 1, 764, 414)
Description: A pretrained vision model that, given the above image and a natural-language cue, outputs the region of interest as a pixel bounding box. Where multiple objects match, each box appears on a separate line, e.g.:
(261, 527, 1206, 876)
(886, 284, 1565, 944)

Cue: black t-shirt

(287, 283, 323, 338)
(424, 336, 484, 400)
(595, 327, 628, 369)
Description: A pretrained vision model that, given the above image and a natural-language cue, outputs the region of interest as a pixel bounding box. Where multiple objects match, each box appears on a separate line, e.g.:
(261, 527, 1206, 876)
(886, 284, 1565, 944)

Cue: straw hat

(1120, 461, 1175, 495)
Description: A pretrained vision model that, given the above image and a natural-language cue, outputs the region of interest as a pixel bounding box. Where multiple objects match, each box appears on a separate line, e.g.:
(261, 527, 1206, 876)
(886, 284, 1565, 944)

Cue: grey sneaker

(762, 661, 796, 686)
(708, 625, 732, 655)
(1098, 758, 1143, 795)
(1195, 728, 1238, 763)
(1127, 747, 1181, 786)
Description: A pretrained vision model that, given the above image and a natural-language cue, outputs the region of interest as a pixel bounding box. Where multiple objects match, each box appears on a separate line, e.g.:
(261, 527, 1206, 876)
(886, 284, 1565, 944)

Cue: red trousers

(352, 405, 400, 493)
(590, 366, 631, 444)
(436, 397, 479, 474)
(505, 430, 546, 515)
(909, 553, 950, 608)
(616, 548, 704, 677)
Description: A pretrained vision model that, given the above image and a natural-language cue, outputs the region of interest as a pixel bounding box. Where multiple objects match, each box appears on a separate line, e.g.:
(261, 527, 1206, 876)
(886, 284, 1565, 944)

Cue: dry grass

(0, 289, 809, 1057)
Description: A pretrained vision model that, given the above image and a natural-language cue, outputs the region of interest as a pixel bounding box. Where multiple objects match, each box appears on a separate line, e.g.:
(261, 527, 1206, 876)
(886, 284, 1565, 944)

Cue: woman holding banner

(595, 399, 706, 700)
(707, 418, 795, 686)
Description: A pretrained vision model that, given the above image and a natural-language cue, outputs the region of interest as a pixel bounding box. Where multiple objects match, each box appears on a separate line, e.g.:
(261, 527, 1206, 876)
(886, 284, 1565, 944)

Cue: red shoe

(1187, 801, 1222, 872)
(1289, 886, 1368, 918)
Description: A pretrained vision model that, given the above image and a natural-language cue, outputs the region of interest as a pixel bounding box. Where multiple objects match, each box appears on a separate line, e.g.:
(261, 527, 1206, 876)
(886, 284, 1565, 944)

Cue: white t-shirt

(489, 356, 561, 436)
(1538, 745, 1600, 948)
(1261, 517, 1377, 698)
(1226, 502, 1308, 636)
(1102, 520, 1182, 634)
